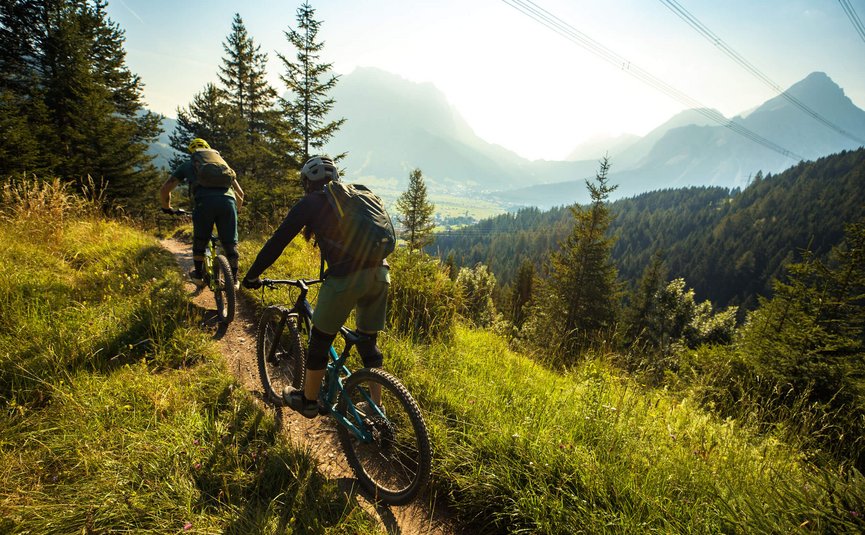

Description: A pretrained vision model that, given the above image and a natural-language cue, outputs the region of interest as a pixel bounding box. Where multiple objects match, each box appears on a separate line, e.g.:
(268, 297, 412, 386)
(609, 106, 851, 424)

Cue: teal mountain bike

(255, 277, 431, 505)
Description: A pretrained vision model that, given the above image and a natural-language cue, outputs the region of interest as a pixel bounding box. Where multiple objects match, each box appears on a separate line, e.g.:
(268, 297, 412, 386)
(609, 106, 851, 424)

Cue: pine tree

(734, 218, 865, 464)
(171, 14, 306, 230)
(444, 251, 458, 281)
(396, 168, 436, 253)
(549, 157, 620, 359)
(740, 217, 865, 394)
(277, 2, 345, 164)
(0, 0, 160, 208)
(218, 14, 280, 149)
(169, 83, 241, 170)
(216, 13, 295, 195)
(623, 249, 667, 351)
(0, 1, 53, 175)
(510, 259, 534, 328)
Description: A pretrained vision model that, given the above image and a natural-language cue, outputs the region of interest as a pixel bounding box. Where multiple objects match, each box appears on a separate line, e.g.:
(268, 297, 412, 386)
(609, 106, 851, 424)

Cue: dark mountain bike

(167, 209, 235, 325)
(255, 277, 431, 505)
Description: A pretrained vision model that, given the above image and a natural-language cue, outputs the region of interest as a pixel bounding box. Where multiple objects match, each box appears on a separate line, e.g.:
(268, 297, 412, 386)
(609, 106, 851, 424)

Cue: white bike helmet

(301, 155, 338, 183)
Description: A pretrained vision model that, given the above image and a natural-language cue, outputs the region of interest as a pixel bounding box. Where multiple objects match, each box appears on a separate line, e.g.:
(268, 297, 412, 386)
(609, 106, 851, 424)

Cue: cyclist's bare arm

(159, 176, 181, 211)
(232, 178, 244, 208)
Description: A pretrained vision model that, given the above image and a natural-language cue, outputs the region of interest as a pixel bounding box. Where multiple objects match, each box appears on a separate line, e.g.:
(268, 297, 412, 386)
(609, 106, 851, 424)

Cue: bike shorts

(312, 265, 390, 335)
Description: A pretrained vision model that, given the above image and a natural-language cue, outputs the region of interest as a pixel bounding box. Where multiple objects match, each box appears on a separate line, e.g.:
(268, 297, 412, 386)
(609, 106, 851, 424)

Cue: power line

(839, 0, 865, 45)
(501, 0, 806, 161)
(659, 0, 865, 146)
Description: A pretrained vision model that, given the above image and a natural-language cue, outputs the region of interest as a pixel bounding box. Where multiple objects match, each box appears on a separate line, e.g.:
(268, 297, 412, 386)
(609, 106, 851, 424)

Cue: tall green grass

(238, 230, 865, 533)
(389, 326, 865, 534)
(0, 179, 376, 534)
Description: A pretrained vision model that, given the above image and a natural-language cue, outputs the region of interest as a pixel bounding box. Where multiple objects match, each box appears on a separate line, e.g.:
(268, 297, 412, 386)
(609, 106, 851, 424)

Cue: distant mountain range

(323, 69, 865, 208)
(150, 69, 865, 210)
(147, 114, 177, 170)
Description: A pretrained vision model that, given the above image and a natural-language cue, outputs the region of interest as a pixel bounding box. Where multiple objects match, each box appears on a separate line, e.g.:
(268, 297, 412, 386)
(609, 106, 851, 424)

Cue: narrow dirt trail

(160, 237, 458, 535)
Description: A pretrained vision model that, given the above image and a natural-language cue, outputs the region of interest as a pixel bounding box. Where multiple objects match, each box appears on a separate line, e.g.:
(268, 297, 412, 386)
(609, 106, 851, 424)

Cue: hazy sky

(106, 0, 865, 161)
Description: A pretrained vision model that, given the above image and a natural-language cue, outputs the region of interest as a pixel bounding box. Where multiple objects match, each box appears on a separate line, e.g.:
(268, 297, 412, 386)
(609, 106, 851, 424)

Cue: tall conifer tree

(623, 249, 667, 351)
(0, 0, 160, 207)
(510, 259, 535, 328)
(549, 157, 620, 359)
(396, 168, 436, 253)
(216, 13, 284, 182)
(169, 83, 240, 169)
(218, 14, 278, 144)
(277, 2, 344, 164)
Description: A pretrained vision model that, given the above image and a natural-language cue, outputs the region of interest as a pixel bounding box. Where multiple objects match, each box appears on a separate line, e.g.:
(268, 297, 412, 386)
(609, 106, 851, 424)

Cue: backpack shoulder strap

(314, 189, 329, 279)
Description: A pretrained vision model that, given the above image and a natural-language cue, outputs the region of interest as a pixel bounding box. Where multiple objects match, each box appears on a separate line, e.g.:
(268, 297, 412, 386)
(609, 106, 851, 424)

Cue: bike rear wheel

(212, 254, 235, 324)
(336, 368, 431, 505)
(257, 307, 305, 405)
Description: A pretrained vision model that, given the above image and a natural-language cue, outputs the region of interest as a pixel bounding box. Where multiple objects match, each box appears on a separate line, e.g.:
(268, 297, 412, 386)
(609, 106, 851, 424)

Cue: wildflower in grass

(184, 522, 192, 531)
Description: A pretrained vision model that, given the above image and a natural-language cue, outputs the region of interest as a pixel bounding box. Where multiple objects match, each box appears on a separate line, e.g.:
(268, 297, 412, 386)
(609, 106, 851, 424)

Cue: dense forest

(435, 148, 865, 311)
(0, 1, 342, 227)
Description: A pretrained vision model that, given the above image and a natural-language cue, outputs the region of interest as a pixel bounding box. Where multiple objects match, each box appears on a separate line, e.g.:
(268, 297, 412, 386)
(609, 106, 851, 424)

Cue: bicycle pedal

(318, 404, 331, 416)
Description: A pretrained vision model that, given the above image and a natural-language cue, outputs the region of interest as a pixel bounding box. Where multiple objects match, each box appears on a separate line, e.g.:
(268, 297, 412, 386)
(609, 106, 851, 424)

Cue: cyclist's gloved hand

(161, 207, 175, 215)
(242, 277, 262, 289)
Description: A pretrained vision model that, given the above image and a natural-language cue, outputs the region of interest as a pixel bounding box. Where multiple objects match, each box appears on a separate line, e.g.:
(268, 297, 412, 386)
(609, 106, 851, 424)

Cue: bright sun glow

(108, 0, 865, 161)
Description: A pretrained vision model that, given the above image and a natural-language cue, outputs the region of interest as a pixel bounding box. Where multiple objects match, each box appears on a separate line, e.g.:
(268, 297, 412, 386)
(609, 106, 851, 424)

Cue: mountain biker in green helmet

(242, 156, 390, 418)
(159, 138, 245, 288)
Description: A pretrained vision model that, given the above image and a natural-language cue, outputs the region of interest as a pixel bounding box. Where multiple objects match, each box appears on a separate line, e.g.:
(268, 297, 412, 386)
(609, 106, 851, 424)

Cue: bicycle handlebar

(261, 278, 324, 289)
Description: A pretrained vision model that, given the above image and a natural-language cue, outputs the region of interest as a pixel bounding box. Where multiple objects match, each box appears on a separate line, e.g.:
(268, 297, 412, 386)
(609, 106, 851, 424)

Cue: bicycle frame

(262, 279, 383, 443)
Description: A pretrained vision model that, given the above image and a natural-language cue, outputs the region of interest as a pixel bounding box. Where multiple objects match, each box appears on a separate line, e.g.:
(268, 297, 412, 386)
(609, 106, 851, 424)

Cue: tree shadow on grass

(191, 390, 374, 534)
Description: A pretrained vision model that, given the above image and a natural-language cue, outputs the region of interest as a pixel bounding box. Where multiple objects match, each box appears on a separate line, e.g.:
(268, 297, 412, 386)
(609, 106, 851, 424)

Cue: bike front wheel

(336, 368, 431, 505)
(256, 307, 305, 406)
(212, 254, 235, 324)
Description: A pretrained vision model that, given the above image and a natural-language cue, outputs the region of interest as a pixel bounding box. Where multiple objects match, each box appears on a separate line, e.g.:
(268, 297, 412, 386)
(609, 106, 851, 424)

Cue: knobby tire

(336, 368, 431, 505)
(256, 307, 306, 406)
(213, 254, 235, 324)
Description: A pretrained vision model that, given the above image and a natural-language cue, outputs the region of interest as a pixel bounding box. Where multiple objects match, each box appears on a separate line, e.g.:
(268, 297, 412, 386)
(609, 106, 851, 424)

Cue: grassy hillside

(0, 180, 376, 533)
(241, 233, 864, 534)
(3, 179, 862, 533)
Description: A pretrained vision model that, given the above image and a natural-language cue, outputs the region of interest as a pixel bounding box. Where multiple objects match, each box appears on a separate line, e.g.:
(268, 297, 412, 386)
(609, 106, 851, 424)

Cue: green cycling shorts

(312, 265, 390, 335)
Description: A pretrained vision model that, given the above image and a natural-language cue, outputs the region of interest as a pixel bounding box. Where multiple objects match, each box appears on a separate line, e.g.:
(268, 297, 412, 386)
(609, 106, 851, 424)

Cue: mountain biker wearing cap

(242, 155, 390, 418)
(159, 138, 245, 288)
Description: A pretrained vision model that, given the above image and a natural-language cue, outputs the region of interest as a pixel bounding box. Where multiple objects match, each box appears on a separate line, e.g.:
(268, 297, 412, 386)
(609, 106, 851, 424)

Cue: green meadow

(2, 181, 862, 534)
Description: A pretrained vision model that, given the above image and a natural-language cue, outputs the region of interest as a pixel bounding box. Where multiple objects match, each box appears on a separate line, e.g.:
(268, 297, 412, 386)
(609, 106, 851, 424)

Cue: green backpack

(192, 149, 236, 189)
(322, 182, 396, 268)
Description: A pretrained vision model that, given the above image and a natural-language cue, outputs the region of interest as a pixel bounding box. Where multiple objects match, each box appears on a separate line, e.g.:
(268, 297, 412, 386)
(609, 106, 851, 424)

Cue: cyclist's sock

(193, 260, 204, 278)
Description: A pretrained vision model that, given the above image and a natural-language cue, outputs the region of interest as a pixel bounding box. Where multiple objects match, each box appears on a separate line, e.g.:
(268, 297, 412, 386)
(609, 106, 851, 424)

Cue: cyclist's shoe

(188, 268, 206, 287)
(283, 387, 319, 419)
